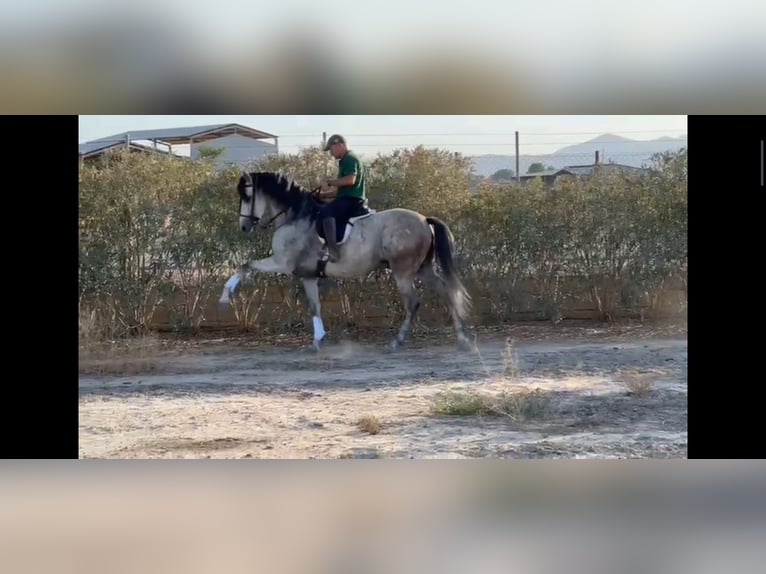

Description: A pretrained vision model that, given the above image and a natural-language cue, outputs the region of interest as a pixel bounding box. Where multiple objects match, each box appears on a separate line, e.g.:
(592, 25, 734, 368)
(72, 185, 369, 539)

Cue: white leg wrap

(224, 274, 241, 292)
(312, 316, 326, 341)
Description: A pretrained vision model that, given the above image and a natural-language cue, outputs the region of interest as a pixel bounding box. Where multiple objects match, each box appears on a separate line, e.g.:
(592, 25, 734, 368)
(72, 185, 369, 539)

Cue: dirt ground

(79, 322, 688, 459)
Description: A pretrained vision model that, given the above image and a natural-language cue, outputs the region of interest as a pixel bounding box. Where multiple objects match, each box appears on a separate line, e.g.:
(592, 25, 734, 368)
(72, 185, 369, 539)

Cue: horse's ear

(241, 171, 252, 185)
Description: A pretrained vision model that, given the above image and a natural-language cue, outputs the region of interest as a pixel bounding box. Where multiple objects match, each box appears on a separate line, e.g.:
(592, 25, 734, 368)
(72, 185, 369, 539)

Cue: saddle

(316, 200, 375, 245)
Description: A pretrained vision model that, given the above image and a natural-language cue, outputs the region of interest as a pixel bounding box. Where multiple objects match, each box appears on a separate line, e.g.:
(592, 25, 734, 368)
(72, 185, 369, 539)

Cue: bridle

(241, 184, 324, 230)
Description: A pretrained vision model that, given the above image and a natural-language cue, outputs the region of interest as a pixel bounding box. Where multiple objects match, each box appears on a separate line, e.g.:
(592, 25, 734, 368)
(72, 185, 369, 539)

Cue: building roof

(86, 123, 279, 146)
(516, 162, 654, 185)
(79, 141, 120, 156)
(559, 163, 651, 176)
(559, 165, 595, 176)
(519, 168, 560, 179)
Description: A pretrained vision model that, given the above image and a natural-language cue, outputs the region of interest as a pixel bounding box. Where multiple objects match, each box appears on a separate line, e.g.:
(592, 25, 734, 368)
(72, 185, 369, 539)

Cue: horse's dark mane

(238, 171, 322, 221)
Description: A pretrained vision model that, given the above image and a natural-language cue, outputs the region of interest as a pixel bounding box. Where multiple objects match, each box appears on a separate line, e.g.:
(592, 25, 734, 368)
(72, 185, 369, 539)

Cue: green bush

(78, 146, 687, 341)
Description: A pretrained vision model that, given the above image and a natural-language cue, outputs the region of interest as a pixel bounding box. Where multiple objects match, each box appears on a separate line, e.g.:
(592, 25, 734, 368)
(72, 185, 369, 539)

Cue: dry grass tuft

(431, 390, 491, 416)
(430, 387, 551, 423)
(493, 388, 552, 421)
(497, 338, 521, 381)
(621, 370, 657, 397)
(430, 338, 552, 424)
(357, 415, 382, 435)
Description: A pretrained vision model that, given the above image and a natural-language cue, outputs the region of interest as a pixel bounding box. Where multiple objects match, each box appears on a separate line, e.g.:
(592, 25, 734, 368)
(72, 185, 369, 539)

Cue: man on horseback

(317, 134, 367, 262)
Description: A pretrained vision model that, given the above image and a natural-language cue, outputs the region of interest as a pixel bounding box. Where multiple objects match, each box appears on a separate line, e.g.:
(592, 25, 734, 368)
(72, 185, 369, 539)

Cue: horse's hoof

(457, 337, 476, 352)
(312, 339, 322, 352)
(387, 339, 401, 351)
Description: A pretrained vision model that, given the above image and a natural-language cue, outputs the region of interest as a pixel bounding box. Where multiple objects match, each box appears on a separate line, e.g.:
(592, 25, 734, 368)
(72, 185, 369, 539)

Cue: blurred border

(2, 3, 765, 114)
(9, 114, 762, 460)
(2, 113, 762, 574)
(1, 460, 765, 574)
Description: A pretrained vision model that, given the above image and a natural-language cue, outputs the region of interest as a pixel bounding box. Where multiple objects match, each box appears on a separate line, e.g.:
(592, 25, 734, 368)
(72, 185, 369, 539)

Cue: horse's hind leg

(417, 264, 472, 350)
(390, 273, 421, 350)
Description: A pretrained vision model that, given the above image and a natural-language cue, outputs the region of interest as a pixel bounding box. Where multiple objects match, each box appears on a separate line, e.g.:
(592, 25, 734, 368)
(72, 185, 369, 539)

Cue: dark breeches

(319, 196, 363, 221)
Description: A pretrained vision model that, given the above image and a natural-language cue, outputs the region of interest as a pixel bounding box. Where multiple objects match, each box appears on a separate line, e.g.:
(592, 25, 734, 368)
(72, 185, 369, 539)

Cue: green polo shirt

(337, 151, 366, 200)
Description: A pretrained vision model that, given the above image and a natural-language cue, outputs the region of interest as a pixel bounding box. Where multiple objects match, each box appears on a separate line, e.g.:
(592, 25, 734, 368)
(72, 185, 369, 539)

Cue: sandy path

(79, 324, 687, 459)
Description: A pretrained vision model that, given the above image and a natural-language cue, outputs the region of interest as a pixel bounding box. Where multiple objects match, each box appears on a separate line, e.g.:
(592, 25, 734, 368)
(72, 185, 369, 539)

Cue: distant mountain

(553, 133, 687, 160)
(470, 133, 687, 177)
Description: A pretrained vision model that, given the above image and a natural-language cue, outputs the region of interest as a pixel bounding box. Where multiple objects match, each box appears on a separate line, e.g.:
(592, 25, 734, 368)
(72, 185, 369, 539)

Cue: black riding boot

(322, 217, 340, 262)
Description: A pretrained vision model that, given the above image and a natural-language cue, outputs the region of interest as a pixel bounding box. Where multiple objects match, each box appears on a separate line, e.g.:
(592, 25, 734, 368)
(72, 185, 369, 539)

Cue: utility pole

(515, 131, 520, 183)
(321, 132, 331, 182)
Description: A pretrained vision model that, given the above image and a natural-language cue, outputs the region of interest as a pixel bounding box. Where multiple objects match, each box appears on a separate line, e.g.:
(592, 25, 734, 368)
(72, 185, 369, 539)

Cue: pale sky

(10, 2, 763, 66)
(11, 3, 765, 117)
(78, 115, 687, 158)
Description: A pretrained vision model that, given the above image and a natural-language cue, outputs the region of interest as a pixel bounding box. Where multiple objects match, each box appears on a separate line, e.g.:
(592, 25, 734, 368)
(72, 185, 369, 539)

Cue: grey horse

(219, 171, 473, 351)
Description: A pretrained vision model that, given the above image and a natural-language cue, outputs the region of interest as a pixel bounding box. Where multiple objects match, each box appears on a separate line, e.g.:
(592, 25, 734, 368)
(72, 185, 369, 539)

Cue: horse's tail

(425, 217, 471, 321)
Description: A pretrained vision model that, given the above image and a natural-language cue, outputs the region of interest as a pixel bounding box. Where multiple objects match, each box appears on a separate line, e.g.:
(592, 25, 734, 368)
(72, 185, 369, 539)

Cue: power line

(273, 142, 686, 149)
(82, 127, 686, 144)
(270, 129, 686, 138)
(167, 140, 685, 150)
(86, 137, 687, 146)
(83, 131, 686, 147)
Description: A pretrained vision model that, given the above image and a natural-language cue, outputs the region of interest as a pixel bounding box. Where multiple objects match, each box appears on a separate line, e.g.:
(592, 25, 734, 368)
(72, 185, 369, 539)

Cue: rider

(317, 134, 367, 263)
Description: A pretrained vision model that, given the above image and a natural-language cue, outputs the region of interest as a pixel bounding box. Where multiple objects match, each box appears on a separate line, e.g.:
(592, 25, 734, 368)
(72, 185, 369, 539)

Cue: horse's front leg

(218, 256, 292, 306)
(301, 278, 326, 350)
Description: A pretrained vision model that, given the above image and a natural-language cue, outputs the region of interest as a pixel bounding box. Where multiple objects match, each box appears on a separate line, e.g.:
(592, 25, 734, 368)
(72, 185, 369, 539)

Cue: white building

(82, 122, 279, 168)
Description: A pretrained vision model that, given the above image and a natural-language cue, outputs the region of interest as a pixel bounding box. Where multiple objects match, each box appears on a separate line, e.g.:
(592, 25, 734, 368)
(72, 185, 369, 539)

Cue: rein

(247, 186, 325, 230)
(260, 207, 288, 229)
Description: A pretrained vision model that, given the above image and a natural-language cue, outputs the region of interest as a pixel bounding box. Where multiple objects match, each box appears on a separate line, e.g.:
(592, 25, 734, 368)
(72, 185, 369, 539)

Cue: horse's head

(237, 172, 267, 232)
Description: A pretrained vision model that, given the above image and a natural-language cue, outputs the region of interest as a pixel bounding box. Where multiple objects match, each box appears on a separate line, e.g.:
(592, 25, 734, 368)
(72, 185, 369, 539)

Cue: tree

(490, 168, 516, 181)
(197, 145, 226, 161)
(527, 162, 554, 174)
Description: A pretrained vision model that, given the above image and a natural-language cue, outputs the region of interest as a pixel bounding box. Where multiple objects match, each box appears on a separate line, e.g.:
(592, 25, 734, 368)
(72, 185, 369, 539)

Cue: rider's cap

(324, 134, 346, 150)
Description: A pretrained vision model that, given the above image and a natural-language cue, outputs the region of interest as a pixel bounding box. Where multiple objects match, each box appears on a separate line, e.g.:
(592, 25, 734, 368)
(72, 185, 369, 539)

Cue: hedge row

(78, 146, 687, 340)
